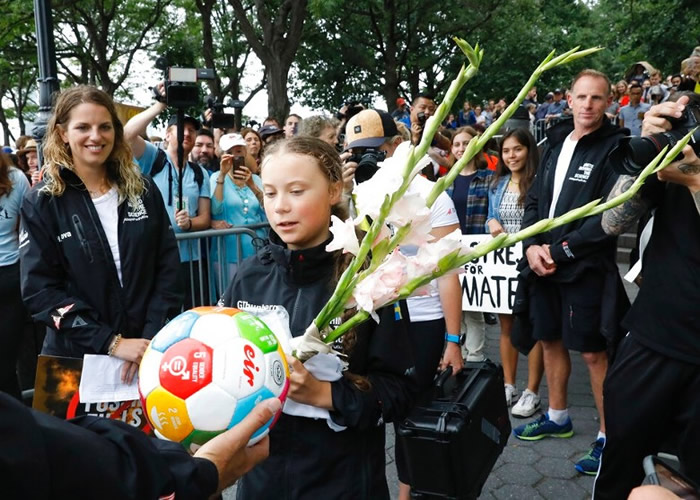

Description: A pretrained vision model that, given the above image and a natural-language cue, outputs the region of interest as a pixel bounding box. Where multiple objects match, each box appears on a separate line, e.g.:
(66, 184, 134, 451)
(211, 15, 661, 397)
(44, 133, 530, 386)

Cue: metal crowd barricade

(533, 119, 548, 143)
(175, 223, 270, 307)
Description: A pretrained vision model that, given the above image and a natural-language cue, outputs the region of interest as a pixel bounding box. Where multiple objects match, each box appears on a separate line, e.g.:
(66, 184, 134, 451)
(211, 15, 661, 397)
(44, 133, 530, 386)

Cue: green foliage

(595, 0, 700, 79)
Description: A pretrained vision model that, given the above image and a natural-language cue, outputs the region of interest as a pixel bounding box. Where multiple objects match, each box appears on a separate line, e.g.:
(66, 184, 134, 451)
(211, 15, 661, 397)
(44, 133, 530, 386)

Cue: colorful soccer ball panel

(150, 310, 199, 353)
(145, 386, 193, 442)
(186, 383, 237, 431)
(234, 312, 279, 354)
(159, 338, 213, 400)
(189, 312, 240, 349)
(211, 338, 265, 400)
(263, 348, 288, 397)
(138, 345, 163, 398)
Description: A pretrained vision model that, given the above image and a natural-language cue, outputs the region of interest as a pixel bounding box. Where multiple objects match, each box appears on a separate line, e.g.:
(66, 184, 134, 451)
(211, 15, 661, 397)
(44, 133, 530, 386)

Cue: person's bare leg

(526, 341, 544, 394)
(541, 339, 570, 410)
(581, 350, 608, 432)
(499, 314, 518, 386)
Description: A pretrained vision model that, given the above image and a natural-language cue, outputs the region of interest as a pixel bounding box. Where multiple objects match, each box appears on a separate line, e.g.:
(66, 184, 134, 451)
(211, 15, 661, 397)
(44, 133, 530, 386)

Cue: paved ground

(226, 264, 638, 499)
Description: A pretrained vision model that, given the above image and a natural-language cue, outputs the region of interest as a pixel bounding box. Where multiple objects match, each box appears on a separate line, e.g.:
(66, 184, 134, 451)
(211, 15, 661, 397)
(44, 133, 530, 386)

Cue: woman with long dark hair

(486, 127, 544, 417)
(0, 152, 30, 399)
(20, 86, 181, 383)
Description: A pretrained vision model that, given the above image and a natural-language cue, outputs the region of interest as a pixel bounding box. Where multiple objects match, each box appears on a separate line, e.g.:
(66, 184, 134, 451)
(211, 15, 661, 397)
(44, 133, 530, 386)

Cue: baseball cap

(219, 133, 247, 152)
(259, 125, 284, 140)
(396, 97, 406, 106)
(167, 114, 201, 130)
(545, 92, 554, 99)
(553, 88, 563, 94)
(345, 109, 399, 150)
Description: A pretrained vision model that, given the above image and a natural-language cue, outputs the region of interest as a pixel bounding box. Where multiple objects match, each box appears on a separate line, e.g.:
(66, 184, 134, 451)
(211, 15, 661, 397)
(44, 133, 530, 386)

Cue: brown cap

(345, 109, 399, 150)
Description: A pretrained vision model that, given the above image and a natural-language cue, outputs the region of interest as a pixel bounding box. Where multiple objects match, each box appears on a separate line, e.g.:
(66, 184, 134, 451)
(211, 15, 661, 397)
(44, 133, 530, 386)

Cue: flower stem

(326, 134, 690, 343)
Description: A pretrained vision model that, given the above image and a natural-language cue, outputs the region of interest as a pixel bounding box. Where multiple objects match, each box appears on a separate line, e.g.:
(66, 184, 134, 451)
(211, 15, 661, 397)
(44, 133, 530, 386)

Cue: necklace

(87, 181, 111, 198)
(229, 179, 252, 223)
(509, 179, 520, 185)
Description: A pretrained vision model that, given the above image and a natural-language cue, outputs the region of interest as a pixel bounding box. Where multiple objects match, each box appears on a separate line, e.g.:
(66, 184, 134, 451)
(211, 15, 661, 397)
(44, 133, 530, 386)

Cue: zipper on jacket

(81, 192, 130, 333)
(72, 214, 94, 263)
(290, 288, 302, 332)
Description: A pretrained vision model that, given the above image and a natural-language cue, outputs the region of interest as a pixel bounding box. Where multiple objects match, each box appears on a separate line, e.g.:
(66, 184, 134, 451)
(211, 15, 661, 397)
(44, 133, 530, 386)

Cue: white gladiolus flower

(326, 215, 360, 255)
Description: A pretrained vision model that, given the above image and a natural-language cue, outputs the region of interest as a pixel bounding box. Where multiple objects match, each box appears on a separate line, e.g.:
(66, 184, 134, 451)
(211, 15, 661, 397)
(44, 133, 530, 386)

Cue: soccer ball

(139, 306, 289, 452)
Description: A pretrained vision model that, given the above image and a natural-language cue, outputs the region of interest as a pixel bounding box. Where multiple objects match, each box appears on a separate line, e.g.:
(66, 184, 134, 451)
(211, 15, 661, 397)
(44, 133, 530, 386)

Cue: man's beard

(194, 154, 212, 166)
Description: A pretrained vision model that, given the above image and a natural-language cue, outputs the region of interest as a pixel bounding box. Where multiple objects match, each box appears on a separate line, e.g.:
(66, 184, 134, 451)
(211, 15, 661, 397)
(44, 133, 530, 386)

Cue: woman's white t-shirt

(91, 187, 123, 285)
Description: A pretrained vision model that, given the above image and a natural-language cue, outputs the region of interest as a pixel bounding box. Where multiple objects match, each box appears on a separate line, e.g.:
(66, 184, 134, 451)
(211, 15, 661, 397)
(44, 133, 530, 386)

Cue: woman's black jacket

(19, 168, 182, 357)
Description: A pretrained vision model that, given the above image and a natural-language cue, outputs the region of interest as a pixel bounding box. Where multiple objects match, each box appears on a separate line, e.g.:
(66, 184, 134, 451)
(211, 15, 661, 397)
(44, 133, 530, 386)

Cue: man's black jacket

(521, 117, 628, 282)
(0, 393, 218, 500)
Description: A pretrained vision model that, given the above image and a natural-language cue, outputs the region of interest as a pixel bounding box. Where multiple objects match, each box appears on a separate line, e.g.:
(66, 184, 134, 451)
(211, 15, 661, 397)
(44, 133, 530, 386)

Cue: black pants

(395, 317, 446, 484)
(0, 263, 25, 399)
(594, 334, 700, 499)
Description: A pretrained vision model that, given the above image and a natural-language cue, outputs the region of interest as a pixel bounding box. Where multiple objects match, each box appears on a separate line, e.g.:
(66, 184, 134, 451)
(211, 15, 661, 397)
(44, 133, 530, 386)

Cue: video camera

(205, 96, 241, 130)
(346, 147, 387, 184)
(609, 97, 700, 176)
(154, 57, 215, 108)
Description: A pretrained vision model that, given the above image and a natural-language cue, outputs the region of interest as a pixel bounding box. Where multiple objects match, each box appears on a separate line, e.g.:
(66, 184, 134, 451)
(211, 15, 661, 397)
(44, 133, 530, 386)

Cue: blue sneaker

(513, 413, 574, 441)
(575, 438, 605, 475)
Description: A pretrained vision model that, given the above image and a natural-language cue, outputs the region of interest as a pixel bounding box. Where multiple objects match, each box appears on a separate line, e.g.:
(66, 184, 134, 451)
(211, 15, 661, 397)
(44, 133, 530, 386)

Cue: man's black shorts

(529, 271, 606, 353)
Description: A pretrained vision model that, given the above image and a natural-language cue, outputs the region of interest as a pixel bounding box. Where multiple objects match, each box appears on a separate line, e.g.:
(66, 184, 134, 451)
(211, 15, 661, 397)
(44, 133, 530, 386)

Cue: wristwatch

(445, 333, 466, 345)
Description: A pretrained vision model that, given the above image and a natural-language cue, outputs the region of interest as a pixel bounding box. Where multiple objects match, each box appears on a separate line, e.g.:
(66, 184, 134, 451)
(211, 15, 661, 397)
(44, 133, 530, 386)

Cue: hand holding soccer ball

(139, 307, 290, 451)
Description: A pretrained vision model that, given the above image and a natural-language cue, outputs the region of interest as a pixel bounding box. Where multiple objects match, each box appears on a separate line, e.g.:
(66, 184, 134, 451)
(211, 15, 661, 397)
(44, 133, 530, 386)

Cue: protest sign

(459, 235, 522, 314)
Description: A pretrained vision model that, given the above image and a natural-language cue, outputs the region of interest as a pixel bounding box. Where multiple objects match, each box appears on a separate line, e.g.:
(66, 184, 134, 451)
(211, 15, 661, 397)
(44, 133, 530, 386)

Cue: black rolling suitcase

(397, 360, 511, 499)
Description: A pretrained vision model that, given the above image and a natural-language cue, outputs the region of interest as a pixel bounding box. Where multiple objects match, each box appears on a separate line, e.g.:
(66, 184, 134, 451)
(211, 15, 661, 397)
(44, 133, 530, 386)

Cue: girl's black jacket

(222, 232, 418, 500)
(19, 168, 182, 357)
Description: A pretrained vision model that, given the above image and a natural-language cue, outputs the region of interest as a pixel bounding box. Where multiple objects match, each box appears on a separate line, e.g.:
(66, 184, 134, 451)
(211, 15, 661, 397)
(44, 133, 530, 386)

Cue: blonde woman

(20, 86, 181, 383)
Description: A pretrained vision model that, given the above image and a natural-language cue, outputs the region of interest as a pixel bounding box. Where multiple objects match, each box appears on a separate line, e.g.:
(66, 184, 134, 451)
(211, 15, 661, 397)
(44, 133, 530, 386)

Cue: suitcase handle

(434, 366, 453, 392)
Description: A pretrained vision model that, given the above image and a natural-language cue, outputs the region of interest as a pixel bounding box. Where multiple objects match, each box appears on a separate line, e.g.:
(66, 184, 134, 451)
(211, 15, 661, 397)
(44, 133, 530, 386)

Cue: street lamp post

(32, 0, 59, 164)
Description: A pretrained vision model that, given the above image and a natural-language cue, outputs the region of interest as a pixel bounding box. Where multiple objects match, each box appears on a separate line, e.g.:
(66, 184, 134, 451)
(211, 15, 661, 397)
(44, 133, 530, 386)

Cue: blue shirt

(209, 171, 267, 263)
(547, 100, 568, 116)
(136, 141, 210, 261)
(0, 167, 30, 266)
(618, 102, 651, 136)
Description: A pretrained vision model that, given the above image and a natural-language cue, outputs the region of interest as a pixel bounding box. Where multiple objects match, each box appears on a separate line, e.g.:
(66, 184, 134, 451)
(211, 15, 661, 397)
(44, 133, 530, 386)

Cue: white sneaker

(504, 384, 519, 407)
(511, 389, 541, 418)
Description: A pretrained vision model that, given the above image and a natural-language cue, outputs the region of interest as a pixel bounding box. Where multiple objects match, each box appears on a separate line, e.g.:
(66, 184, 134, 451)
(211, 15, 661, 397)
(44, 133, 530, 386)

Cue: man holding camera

(594, 92, 700, 498)
(410, 94, 452, 180)
(512, 70, 630, 476)
(124, 85, 212, 308)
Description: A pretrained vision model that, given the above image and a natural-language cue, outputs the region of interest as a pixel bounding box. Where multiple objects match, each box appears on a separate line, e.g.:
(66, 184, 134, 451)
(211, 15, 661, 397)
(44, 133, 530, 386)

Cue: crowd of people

(0, 46, 699, 499)
(439, 62, 694, 143)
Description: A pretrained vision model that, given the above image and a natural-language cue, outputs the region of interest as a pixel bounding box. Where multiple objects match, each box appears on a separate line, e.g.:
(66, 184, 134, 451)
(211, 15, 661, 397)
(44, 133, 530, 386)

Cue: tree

(298, 0, 504, 113)
(228, 0, 309, 123)
(594, 0, 700, 79)
(53, 0, 171, 96)
(0, 1, 38, 144)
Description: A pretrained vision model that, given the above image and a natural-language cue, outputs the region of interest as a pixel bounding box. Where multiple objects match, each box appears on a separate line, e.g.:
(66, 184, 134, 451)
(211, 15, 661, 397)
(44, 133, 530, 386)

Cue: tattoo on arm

(601, 175, 650, 235)
(678, 163, 700, 175)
